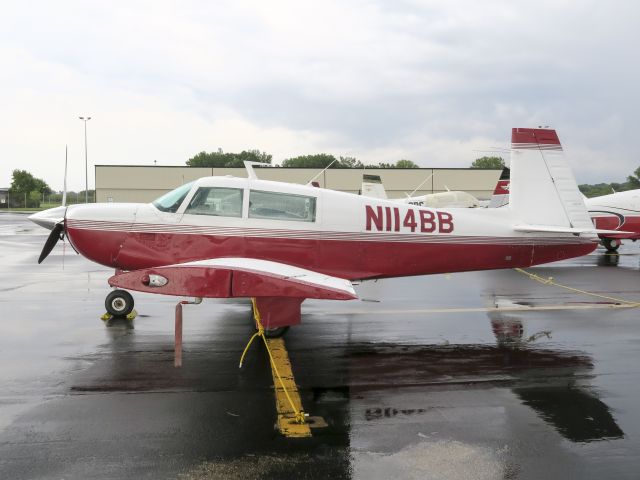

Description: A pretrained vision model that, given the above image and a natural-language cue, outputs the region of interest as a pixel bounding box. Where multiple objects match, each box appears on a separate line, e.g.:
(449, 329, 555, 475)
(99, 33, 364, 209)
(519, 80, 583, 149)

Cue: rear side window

(185, 187, 243, 217)
(249, 190, 316, 222)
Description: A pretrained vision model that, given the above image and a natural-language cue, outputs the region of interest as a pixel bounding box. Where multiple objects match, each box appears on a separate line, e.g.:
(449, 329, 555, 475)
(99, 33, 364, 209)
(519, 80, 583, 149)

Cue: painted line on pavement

(266, 337, 312, 438)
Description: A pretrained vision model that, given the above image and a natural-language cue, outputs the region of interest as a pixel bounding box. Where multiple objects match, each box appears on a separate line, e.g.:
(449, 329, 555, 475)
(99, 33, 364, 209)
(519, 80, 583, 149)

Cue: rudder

(509, 128, 593, 230)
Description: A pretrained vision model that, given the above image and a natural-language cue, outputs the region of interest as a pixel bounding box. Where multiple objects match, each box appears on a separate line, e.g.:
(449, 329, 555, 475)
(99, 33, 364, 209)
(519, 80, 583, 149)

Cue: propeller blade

(38, 222, 64, 264)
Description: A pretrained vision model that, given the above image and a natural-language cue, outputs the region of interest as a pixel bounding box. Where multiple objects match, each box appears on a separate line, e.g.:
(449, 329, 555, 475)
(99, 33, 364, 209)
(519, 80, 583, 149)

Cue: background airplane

(585, 190, 640, 251)
(30, 128, 607, 340)
(361, 173, 481, 208)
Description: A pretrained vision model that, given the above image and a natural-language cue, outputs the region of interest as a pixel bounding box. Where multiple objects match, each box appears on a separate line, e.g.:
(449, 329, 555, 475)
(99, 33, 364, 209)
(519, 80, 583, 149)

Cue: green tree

(579, 183, 614, 197)
(579, 165, 640, 197)
(282, 154, 338, 168)
(28, 190, 42, 208)
(232, 150, 272, 167)
(186, 149, 272, 167)
(470, 156, 505, 169)
(9, 170, 51, 206)
(339, 156, 364, 168)
(10, 169, 52, 196)
(628, 166, 640, 188)
(395, 159, 419, 168)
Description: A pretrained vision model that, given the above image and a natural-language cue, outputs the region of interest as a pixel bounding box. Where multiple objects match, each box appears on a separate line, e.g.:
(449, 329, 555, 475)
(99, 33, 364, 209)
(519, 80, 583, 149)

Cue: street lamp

(78, 116, 92, 202)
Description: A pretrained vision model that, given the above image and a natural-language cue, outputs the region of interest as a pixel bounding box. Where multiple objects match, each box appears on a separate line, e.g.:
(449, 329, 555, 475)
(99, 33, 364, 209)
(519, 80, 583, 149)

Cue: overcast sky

(1, 0, 638, 191)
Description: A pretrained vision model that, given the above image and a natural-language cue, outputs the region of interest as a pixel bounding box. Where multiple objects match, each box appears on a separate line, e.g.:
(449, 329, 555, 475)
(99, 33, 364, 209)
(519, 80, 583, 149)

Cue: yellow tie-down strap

(266, 338, 312, 438)
(239, 299, 312, 438)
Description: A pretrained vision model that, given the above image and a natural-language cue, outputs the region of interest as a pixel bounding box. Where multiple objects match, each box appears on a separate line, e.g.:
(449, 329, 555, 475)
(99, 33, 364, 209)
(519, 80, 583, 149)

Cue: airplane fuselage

(63, 176, 596, 280)
(586, 190, 640, 240)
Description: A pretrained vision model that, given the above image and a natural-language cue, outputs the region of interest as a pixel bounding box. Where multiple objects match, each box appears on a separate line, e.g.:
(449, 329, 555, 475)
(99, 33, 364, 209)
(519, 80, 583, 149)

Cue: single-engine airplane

(30, 128, 613, 339)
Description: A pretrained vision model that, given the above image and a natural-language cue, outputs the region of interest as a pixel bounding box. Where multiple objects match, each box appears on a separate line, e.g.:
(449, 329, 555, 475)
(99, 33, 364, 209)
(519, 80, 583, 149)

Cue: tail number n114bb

(365, 205, 454, 234)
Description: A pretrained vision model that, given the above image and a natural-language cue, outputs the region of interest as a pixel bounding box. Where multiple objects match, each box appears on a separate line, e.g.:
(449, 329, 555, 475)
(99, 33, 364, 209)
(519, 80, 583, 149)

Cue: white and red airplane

(487, 167, 640, 251)
(585, 190, 640, 251)
(30, 128, 608, 340)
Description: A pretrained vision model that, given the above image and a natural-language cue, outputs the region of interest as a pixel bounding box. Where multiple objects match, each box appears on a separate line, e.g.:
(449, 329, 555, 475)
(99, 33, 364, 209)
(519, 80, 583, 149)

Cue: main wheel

(264, 326, 290, 338)
(249, 306, 290, 338)
(602, 238, 621, 252)
(105, 289, 135, 317)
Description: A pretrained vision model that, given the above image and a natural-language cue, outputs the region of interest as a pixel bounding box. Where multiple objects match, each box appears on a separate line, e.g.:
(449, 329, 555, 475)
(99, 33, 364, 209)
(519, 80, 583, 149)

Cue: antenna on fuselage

(407, 172, 434, 198)
(62, 145, 68, 207)
(244, 161, 273, 180)
(305, 159, 337, 186)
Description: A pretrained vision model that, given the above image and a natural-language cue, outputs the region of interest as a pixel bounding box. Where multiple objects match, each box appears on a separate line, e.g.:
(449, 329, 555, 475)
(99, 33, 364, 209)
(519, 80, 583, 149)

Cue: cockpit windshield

(152, 181, 194, 213)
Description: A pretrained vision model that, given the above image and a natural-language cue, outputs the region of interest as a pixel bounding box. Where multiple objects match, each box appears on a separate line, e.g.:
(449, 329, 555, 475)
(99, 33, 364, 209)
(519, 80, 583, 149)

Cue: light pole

(79, 116, 91, 202)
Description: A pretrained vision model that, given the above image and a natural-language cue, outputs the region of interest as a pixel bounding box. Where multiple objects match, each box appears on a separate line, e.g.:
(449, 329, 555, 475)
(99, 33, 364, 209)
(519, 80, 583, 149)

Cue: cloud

(1, 1, 639, 190)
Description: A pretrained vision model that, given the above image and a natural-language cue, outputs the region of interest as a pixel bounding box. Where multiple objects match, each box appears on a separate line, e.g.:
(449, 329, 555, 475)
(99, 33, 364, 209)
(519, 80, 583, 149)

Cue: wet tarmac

(1, 211, 639, 479)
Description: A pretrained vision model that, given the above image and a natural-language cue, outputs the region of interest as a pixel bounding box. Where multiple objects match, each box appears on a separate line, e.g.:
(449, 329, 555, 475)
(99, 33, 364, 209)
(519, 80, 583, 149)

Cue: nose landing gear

(105, 289, 135, 317)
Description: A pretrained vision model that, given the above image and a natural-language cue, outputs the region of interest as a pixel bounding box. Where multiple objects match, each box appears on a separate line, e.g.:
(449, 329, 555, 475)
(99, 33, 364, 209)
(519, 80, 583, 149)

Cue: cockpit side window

(184, 187, 243, 217)
(249, 190, 316, 222)
(152, 181, 194, 213)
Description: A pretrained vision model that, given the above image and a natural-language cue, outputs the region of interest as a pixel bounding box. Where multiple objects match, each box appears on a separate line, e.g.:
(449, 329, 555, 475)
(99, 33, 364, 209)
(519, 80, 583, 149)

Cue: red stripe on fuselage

(591, 213, 640, 239)
(66, 226, 597, 280)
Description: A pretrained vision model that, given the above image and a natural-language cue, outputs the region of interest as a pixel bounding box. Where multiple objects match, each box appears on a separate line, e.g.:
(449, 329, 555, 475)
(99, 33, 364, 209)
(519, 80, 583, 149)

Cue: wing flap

(108, 258, 357, 300)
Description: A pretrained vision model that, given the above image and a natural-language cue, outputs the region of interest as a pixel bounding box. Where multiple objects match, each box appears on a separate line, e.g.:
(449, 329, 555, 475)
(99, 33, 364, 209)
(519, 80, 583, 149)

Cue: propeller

(38, 222, 64, 264)
(35, 145, 70, 265)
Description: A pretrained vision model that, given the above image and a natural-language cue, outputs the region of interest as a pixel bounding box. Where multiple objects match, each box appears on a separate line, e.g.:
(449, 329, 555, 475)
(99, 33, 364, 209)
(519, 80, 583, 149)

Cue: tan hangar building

(95, 165, 502, 204)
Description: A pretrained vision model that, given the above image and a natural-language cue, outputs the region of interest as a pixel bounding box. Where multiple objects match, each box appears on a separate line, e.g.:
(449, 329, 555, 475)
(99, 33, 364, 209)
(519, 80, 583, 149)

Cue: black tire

(105, 289, 135, 317)
(264, 326, 290, 338)
(602, 238, 620, 252)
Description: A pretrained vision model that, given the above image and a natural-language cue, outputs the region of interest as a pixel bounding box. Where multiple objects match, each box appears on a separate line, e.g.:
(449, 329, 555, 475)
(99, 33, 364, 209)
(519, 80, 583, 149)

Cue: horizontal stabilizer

(514, 224, 633, 236)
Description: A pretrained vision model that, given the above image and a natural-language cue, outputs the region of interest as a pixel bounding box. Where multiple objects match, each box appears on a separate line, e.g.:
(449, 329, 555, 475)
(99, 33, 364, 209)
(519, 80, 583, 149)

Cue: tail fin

(360, 174, 388, 199)
(488, 166, 510, 208)
(509, 128, 593, 232)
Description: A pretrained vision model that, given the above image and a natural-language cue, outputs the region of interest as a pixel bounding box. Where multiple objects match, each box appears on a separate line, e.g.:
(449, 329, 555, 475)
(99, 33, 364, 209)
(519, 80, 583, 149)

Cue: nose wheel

(105, 289, 135, 317)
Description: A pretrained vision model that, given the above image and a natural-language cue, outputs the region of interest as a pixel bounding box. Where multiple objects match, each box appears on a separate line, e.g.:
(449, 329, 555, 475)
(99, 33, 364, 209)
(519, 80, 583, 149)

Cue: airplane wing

(108, 258, 357, 301)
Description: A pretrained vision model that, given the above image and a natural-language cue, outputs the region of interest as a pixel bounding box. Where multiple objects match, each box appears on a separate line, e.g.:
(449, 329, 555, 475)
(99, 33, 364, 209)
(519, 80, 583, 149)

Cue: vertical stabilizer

(361, 174, 388, 199)
(509, 128, 592, 230)
(488, 167, 510, 208)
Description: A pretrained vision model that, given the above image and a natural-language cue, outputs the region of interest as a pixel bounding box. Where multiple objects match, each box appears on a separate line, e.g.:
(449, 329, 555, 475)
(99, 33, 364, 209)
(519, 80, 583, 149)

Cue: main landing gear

(105, 289, 135, 317)
(251, 307, 290, 338)
(602, 238, 621, 253)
